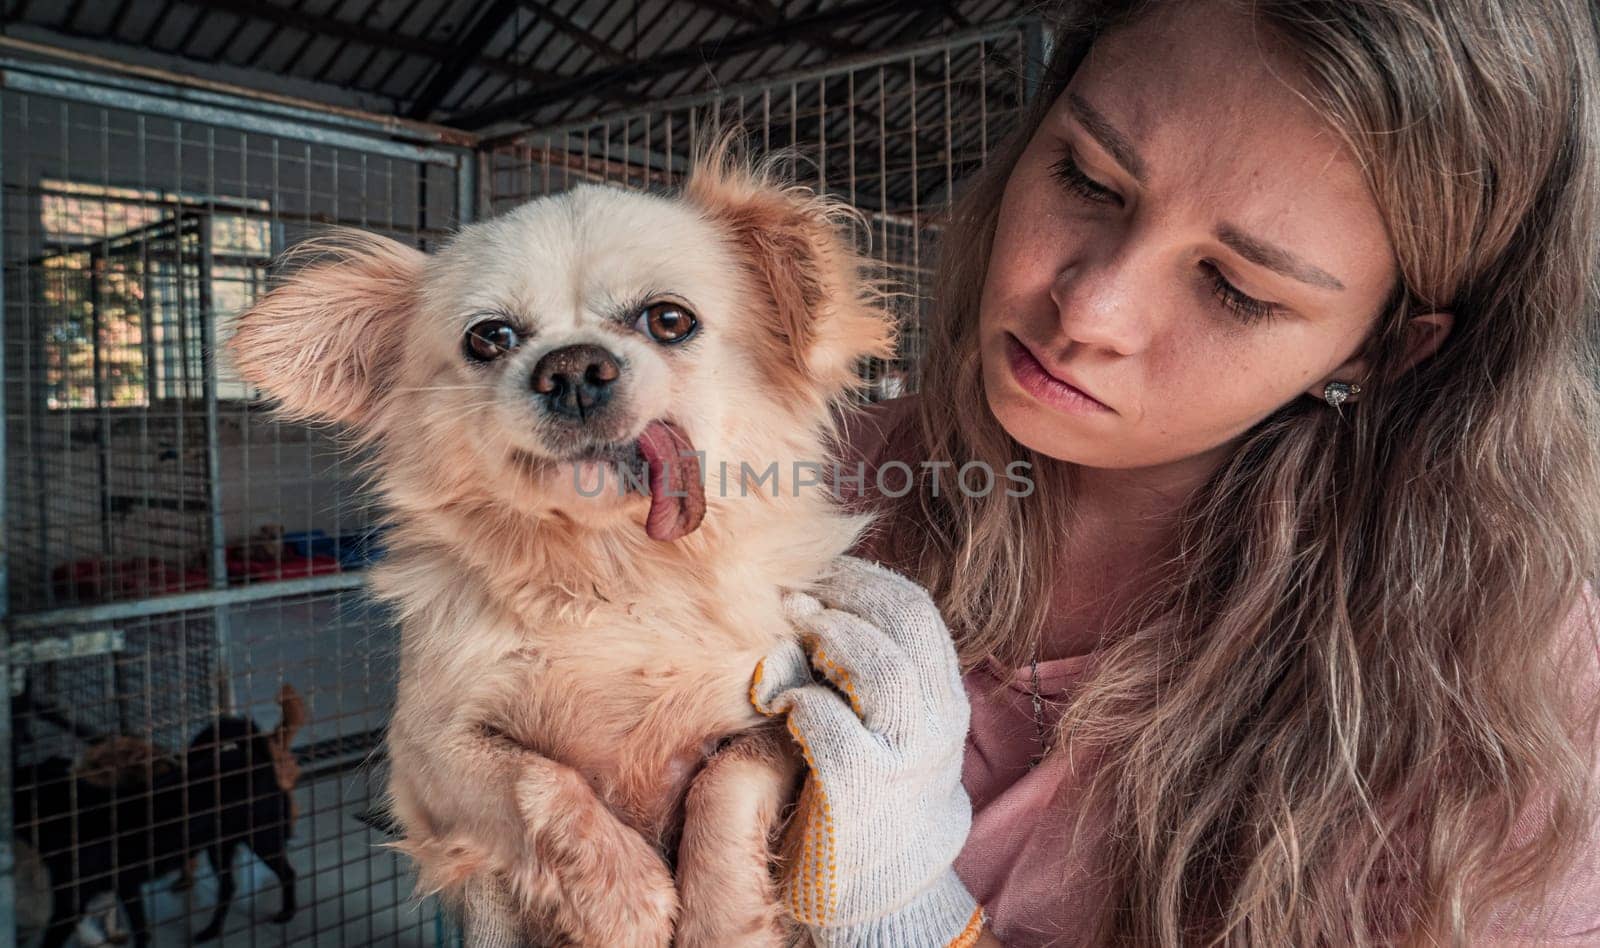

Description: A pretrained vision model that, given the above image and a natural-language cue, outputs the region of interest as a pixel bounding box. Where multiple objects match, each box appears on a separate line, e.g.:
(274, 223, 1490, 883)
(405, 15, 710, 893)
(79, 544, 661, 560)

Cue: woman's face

(979, 2, 1403, 471)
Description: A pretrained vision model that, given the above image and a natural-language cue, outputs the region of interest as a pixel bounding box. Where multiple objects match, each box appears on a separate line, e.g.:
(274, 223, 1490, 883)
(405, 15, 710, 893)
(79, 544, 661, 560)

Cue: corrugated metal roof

(2, 0, 1036, 133)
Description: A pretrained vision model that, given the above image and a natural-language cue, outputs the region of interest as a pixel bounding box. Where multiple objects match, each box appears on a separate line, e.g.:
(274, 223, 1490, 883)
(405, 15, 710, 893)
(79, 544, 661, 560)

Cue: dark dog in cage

(227, 135, 896, 946)
(15, 702, 301, 948)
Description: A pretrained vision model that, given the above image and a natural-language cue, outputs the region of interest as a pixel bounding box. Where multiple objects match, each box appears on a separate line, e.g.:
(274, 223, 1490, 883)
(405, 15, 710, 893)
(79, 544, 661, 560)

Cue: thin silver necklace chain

(1028, 650, 1051, 770)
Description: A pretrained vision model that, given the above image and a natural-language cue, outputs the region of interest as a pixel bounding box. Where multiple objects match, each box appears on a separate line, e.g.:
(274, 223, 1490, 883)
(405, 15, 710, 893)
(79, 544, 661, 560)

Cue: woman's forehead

(1065, 6, 1349, 189)
(1053, 5, 1397, 306)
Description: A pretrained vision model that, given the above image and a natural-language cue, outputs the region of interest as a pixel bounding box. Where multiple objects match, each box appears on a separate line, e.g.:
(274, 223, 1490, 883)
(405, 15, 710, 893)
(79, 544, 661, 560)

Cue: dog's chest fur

(488, 590, 781, 835)
(378, 499, 861, 844)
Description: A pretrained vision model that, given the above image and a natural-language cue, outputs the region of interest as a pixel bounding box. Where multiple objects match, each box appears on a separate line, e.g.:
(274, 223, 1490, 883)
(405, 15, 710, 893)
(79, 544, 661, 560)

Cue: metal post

(418, 161, 431, 249)
(140, 227, 156, 407)
(460, 149, 479, 226)
(90, 252, 115, 559)
(198, 214, 233, 713)
(0, 83, 16, 948)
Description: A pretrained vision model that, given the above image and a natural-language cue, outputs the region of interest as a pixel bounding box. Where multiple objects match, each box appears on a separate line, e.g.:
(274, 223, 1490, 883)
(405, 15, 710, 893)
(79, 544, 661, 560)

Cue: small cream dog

(228, 145, 895, 945)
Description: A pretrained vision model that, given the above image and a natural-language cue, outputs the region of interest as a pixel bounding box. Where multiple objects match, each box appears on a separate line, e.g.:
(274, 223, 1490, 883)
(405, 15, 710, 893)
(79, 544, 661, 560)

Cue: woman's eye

(636, 301, 699, 344)
(464, 319, 521, 362)
(1050, 147, 1120, 205)
(1202, 263, 1281, 325)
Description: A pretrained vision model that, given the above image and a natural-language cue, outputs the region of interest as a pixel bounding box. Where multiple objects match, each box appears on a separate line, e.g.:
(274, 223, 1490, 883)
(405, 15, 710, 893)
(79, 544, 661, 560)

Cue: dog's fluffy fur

(228, 147, 896, 945)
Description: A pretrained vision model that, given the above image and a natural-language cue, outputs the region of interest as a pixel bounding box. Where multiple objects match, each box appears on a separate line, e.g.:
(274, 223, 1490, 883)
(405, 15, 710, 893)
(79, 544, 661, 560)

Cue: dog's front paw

(511, 758, 678, 947)
(193, 923, 222, 943)
(674, 727, 800, 948)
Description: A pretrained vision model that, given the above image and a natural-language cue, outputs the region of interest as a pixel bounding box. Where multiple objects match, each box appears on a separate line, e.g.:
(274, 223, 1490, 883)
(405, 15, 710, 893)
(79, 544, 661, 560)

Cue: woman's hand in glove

(752, 555, 985, 947)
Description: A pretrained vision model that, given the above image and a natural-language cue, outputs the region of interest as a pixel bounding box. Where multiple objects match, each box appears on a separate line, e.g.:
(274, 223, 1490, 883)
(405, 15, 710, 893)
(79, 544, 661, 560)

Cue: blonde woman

(751, 0, 1600, 945)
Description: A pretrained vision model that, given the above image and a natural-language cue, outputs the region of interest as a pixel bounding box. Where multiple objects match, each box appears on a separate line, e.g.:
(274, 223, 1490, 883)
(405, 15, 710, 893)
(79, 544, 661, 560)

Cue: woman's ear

(227, 231, 426, 429)
(1305, 311, 1454, 403)
(1398, 312, 1454, 371)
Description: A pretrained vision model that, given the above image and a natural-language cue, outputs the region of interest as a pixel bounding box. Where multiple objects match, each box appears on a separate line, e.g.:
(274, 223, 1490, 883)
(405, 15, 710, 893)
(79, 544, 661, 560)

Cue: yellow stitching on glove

(809, 645, 865, 719)
(785, 717, 838, 926)
(750, 658, 770, 715)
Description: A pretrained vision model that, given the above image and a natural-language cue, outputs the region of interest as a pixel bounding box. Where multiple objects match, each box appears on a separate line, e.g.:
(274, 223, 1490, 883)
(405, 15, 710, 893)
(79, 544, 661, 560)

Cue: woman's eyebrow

(1217, 226, 1347, 291)
(1068, 91, 1348, 293)
(1067, 92, 1147, 183)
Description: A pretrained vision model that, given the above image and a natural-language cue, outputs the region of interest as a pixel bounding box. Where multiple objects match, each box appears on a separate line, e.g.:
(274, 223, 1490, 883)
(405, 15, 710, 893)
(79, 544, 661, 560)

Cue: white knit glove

(752, 556, 984, 947)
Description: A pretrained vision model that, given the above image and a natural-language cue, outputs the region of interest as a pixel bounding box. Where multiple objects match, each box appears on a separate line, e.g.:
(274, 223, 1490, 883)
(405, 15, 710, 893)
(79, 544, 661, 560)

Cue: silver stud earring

(1323, 380, 1362, 408)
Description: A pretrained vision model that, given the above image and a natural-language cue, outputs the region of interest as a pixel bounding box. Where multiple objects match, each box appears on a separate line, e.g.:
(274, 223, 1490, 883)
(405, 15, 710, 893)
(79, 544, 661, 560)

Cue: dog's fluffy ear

(684, 143, 897, 402)
(227, 231, 425, 428)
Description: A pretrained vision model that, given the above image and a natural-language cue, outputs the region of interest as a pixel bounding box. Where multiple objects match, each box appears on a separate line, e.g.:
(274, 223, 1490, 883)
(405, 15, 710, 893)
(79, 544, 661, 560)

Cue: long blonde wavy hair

(880, 1, 1600, 943)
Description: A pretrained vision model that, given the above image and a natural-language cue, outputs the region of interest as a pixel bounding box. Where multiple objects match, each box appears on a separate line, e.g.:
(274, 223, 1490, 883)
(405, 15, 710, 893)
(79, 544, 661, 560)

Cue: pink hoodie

(834, 394, 1600, 946)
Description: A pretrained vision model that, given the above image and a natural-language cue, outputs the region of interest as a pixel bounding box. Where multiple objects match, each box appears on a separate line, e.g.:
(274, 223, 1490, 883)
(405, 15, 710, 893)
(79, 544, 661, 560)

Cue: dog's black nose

(531, 344, 621, 420)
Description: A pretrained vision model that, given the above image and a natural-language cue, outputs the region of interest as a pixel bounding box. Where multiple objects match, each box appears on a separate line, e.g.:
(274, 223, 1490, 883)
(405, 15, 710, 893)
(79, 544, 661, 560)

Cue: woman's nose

(1047, 244, 1160, 356)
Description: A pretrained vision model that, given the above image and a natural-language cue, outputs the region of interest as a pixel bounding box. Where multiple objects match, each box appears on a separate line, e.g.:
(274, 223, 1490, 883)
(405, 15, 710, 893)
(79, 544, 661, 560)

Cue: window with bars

(36, 179, 273, 409)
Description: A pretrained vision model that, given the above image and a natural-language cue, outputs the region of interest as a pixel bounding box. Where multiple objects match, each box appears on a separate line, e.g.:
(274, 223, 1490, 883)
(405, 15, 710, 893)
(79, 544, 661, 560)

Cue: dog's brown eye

(465, 320, 520, 362)
(637, 302, 698, 345)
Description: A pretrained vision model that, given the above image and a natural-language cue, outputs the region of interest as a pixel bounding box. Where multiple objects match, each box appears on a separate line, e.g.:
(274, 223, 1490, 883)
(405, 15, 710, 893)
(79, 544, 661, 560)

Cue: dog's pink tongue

(637, 420, 705, 541)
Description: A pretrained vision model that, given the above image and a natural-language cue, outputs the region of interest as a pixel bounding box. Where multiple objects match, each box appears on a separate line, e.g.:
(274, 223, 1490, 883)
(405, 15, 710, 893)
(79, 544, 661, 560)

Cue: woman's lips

(1003, 333, 1114, 415)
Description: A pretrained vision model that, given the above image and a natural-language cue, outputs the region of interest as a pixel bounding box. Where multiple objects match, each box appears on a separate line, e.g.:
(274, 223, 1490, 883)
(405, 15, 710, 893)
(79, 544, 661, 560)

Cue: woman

(757, 0, 1600, 945)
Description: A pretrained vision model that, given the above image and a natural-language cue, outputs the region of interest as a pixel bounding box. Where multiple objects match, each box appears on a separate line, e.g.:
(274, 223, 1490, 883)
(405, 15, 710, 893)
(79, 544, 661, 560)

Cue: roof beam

(138, 0, 176, 45)
(61, 0, 89, 32)
(406, 0, 521, 119)
(878, 1, 962, 47)
(677, 0, 869, 57)
(363, 0, 445, 89)
(452, 0, 926, 129)
(237, 0, 308, 64)
(105, 0, 138, 36)
(179, 0, 476, 61)
(174, 5, 217, 54)
(516, 0, 629, 65)
(176, 0, 562, 88)
(308, 0, 388, 83)
(678, 0, 780, 26)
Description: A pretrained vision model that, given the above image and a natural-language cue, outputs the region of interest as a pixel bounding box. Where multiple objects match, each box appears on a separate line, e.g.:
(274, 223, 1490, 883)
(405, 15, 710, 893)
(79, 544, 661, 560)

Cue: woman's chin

(987, 387, 1079, 461)
(984, 377, 1153, 471)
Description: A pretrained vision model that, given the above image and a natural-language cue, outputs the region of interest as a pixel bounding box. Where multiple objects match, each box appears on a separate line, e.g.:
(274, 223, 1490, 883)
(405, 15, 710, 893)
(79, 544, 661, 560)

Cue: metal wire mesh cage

(2, 57, 470, 948)
(1, 15, 1040, 948)
(483, 26, 1036, 397)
